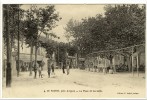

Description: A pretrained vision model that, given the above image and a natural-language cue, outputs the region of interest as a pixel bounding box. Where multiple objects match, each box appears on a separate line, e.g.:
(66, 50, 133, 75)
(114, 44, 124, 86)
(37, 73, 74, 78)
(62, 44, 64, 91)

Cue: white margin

(0, 0, 147, 99)
(0, 0, 147, 4)
(0, 0, 3, 99)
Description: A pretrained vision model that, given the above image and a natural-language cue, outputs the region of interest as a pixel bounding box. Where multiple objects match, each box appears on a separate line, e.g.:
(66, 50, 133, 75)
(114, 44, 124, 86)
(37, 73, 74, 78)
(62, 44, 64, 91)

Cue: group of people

(47, 63, 55, 78)
(33, 61, 55, 78)
(47, 62, 71, 78)
(33, 61, 44, 79)
(32, 60, 71, 79)
(16, 61, 30, 72)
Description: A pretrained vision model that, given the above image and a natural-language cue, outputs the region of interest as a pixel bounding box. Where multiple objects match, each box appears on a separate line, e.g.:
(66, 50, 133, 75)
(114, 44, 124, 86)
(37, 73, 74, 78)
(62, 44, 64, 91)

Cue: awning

(68, 56, 76, 59)
(15, 53, 44, 62)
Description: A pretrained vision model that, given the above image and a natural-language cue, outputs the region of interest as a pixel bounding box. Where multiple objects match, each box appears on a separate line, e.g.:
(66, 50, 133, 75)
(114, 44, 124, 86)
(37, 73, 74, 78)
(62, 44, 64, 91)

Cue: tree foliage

(3, 4, 25, 55)
(23, 5, 61, 47)
(40, 39, 77, 64)
(65, 4, 145, 57)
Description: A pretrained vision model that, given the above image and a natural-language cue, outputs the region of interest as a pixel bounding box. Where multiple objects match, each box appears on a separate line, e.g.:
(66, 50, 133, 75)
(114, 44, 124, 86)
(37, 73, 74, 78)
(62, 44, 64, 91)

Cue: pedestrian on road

(16, 60, 20, 77)
(34, 66, 37, 79)
(51, 63, 55, 75)
(66, 62, 70, 75)
(34, 62, 39, 79)
(48, 66, 51, 78)
(62, 63, 65, 74)
(38, 66, 43, 78)
(47, 60, 51, 78)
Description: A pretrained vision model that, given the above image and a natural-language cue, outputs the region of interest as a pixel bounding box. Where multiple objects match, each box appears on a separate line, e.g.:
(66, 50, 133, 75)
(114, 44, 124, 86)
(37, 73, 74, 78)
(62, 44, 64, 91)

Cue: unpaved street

(2, 69, 146, 98)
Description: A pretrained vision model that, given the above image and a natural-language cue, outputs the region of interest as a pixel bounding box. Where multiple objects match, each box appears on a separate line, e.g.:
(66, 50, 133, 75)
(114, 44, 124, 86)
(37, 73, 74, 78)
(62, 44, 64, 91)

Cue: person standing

(66, 62, 70, 75)
(38, 66, 42, 78)
(47, 59, 51, 78)
(34, 62, 39, 79)
(16, 60, 20, 77)
(51, 63, 55, 75)
(62, 62, 65, 74)
(34, 65, 37, 79)
(47, 65, 51, 78)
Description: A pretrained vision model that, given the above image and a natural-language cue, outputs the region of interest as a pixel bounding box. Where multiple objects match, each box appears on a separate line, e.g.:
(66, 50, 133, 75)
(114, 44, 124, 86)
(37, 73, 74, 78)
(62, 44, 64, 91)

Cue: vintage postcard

(1, 1, 146, 99)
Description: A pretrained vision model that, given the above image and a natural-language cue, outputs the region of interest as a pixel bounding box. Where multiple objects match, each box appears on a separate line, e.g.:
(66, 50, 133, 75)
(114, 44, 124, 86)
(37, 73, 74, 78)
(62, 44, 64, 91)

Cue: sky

(21, 4, 106, 43)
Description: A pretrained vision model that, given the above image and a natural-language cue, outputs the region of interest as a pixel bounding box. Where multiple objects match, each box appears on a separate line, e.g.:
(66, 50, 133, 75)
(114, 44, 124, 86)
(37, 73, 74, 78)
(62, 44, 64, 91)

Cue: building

(85, 44, 145, 73)
(3, 36, 48, 77)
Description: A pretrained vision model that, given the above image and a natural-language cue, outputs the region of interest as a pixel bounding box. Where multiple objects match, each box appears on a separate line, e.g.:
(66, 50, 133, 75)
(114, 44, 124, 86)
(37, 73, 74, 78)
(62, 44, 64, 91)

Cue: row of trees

(3, 4, 63, 87)
(23, 5, 61, 77)
(65, 4, 145, 57)
(3, 4, 24, 87)
(40, 39, 77, 66)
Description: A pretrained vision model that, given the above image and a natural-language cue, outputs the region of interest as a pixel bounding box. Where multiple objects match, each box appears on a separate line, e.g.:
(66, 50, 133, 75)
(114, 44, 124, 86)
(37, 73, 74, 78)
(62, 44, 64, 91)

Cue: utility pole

(6, 4, 11, 87)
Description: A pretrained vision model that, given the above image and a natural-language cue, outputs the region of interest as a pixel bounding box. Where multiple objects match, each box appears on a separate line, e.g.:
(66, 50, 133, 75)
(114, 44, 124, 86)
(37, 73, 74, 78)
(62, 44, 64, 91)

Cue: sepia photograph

(1, 3, 146, 99)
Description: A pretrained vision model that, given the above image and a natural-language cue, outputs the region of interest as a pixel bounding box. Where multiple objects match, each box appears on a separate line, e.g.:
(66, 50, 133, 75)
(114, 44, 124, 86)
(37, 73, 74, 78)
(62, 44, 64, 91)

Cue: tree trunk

(29, 42, 33, 76)
(75, 53, 78, 68)
(17, 5, 20, 77)
(136, 54, 139, 76)
(10, 31, 13, 76)
(34, 44, 38, 78)
(10, 6, 16, 77)
(77, 46, 80, 68)
(3, 17, 6, 78)
(127, 56, 131, 72)
(58, 45, 59, 66)
(6, 5, 12, 87)
(3, 38, 6, 77)
(109, 55, 113, 69)
(109, 56, 115, 74)
(131, 47, 134, 76)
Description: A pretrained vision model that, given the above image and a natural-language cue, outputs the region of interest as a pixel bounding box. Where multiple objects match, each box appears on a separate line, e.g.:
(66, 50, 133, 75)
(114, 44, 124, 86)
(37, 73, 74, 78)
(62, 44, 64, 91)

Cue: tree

(65, 4, 145, 58)
(65, 16, 106, 57)
(104, 4, 145, 48)
(23, 5, 61, 78)
(3, 4, 25, 86)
